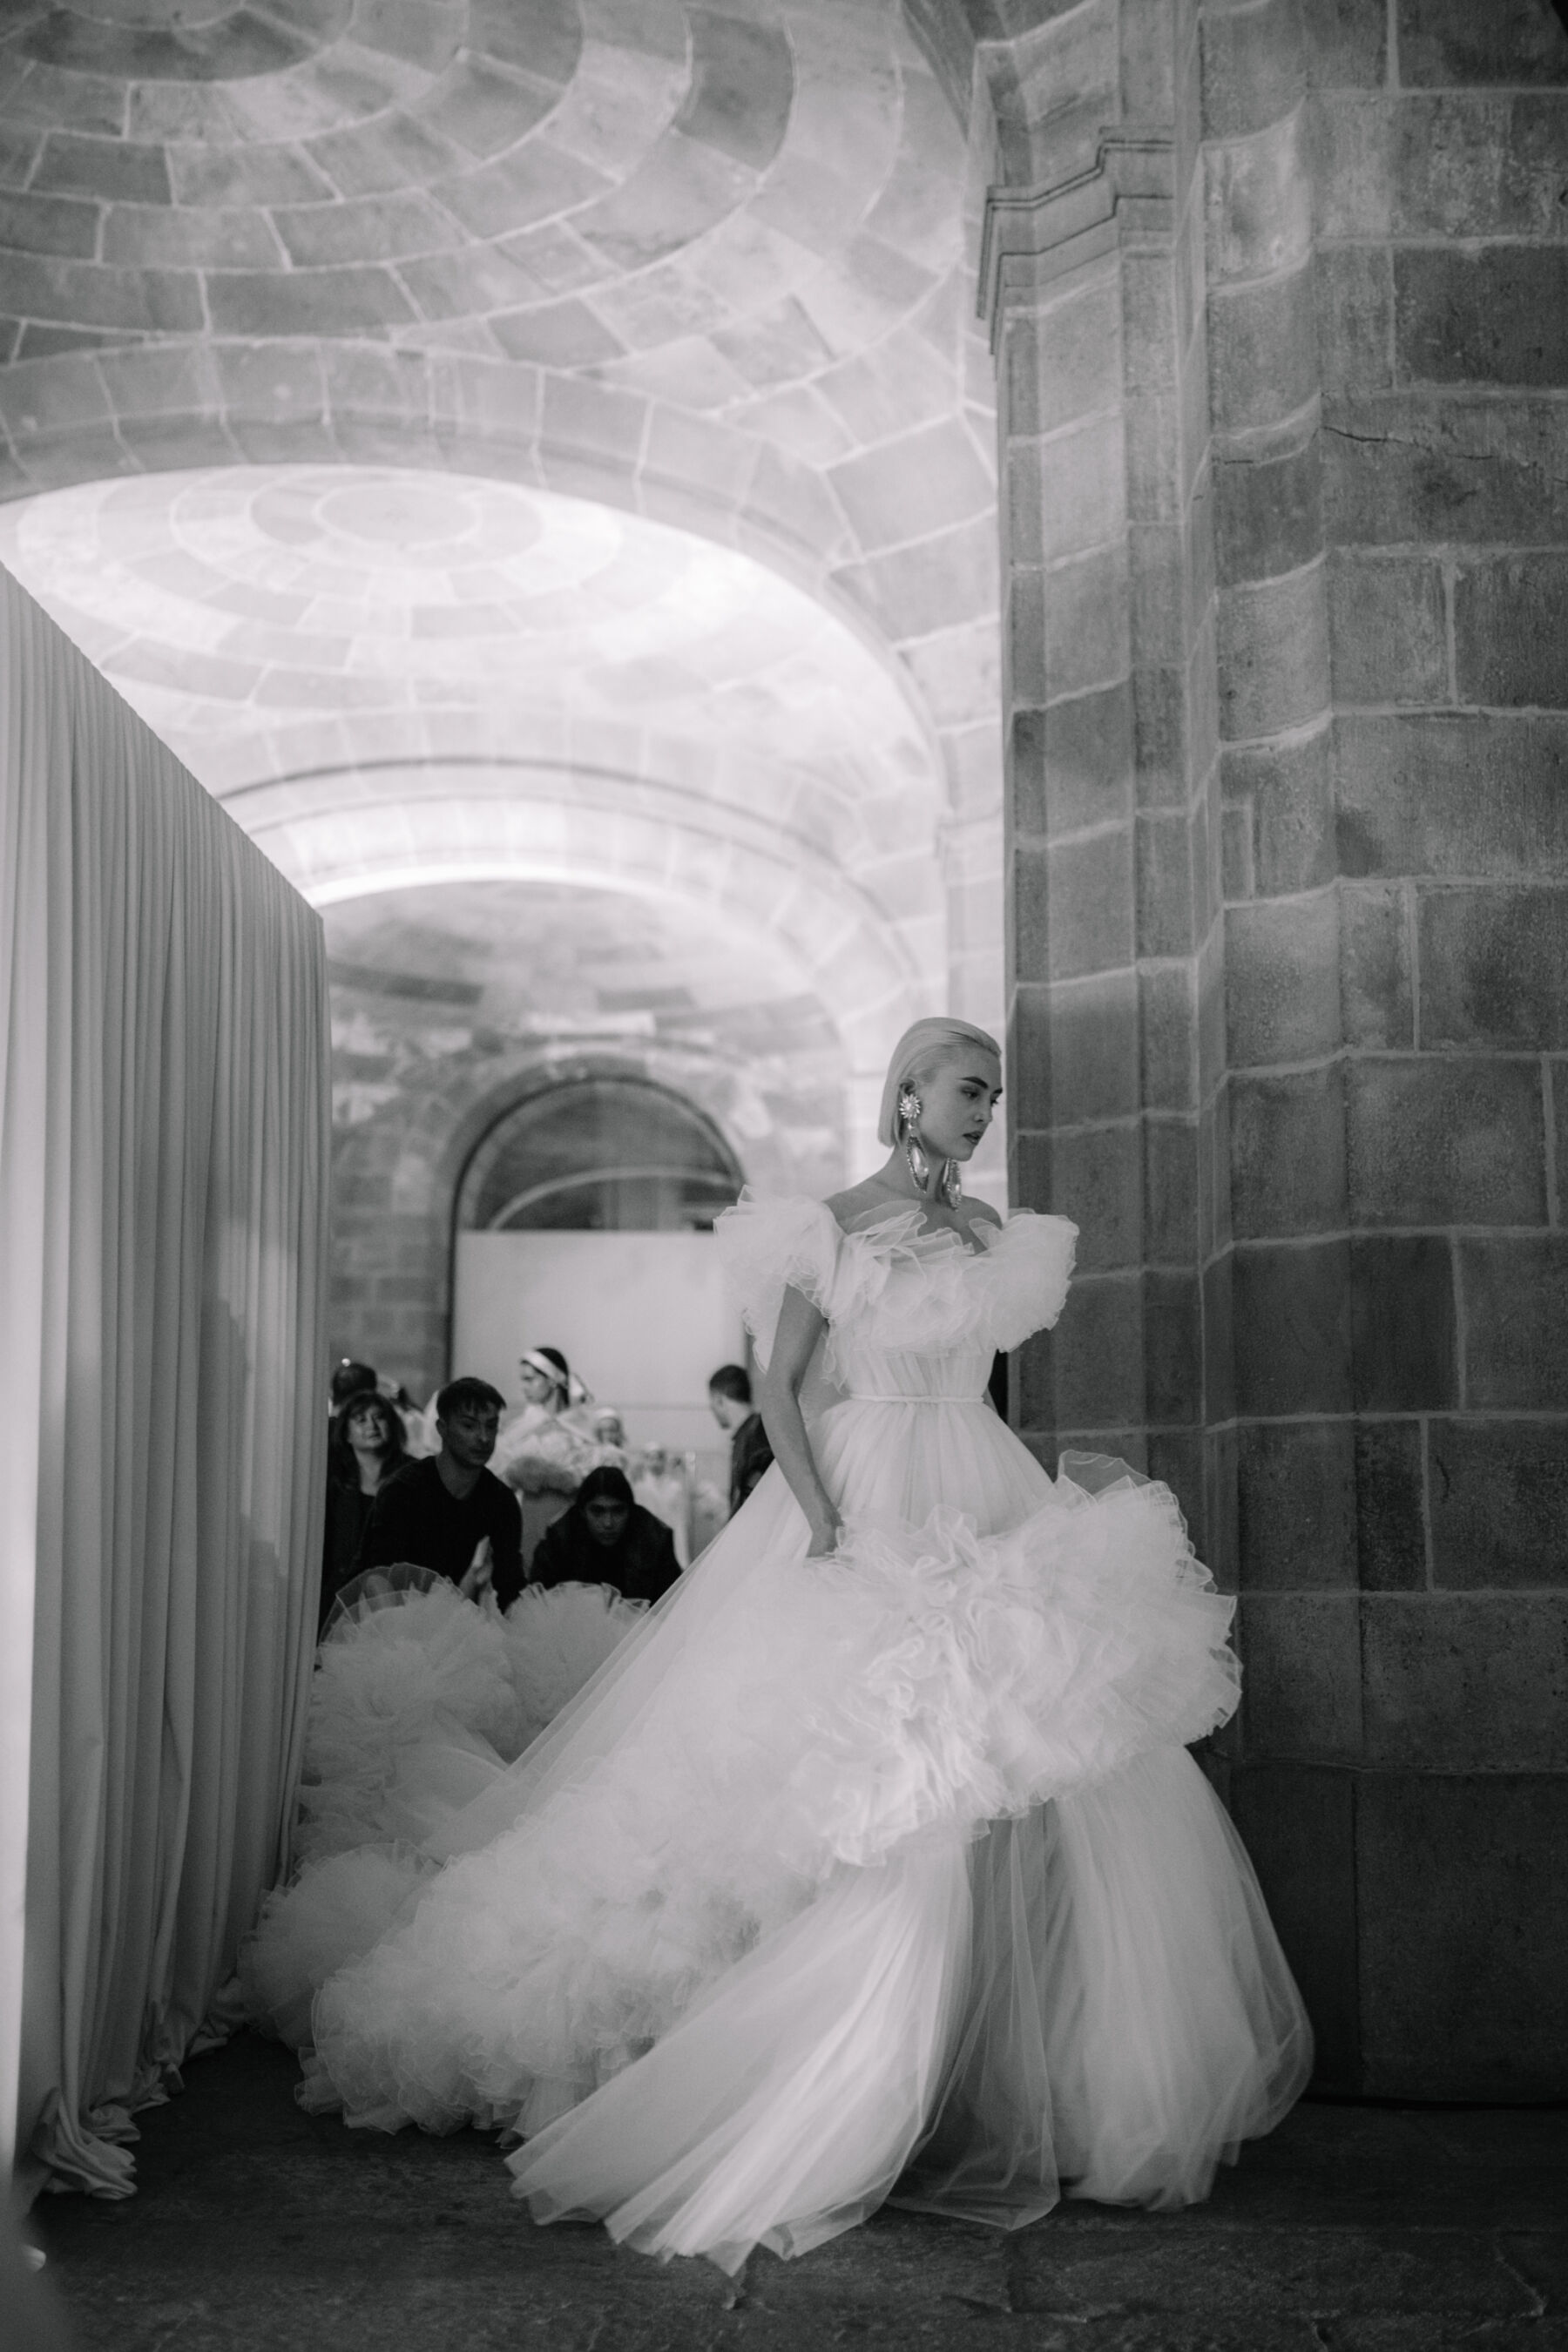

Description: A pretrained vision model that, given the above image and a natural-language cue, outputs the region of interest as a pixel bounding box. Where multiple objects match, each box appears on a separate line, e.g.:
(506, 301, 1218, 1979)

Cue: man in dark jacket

(708, 1362, 773, 1518)
(356, 1375, 524, 1607)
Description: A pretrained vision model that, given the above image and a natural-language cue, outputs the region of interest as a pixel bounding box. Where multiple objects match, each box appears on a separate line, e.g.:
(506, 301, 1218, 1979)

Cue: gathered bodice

(714, 1194, 1078, 1407)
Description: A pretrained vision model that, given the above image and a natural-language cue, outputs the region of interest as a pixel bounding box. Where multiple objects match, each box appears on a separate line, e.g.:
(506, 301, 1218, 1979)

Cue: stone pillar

(988, 0, 1227, 1570)
(988, 0, 1568, 2097)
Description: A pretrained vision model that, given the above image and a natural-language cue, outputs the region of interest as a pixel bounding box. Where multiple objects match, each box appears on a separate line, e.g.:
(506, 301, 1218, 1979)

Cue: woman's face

(519, 1363, 557, 1409)
(910, 1051, 1003, 1163)
(346, 1399, 392, 1452)
(583, 1497, 631, 1548)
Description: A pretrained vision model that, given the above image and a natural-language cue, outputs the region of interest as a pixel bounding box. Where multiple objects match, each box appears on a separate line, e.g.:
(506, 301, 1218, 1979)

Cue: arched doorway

(450, 1078, 748, 1484)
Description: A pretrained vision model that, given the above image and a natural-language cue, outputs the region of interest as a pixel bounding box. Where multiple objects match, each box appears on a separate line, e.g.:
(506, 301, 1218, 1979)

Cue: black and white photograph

(2, 1, 1565, 2346)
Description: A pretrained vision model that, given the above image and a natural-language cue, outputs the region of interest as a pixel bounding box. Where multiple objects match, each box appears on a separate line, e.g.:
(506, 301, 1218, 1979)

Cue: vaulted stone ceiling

(0, 0, 1003, 1186)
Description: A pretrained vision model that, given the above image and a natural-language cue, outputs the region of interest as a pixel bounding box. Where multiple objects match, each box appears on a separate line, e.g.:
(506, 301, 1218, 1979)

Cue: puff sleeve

(713, 1194, 845, 1369)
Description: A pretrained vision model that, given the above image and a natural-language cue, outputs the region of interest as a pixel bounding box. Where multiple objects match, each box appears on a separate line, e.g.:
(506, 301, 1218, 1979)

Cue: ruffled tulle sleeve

(714, 1193, 862, 1368)
(976, 1211, 1078, 1350)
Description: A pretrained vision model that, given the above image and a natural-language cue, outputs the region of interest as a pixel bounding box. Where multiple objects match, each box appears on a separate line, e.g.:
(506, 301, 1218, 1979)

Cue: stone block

(1143, 1267, 1201, 1424)
(675, 10, 793, 169)
(1206, 105, 1315, 297)
(1204, 1417, 1241, 1592)
(1225, 889, 1342, 1069)
(1428, 1416, 1568, 1589)
(0, 253, 202, 334)
(1324, 390, 1568, 548)
(0, 190, 98, 260)
(1200, 0, 1307, 140)
(1216, 562, 1331, 743)
(1389, 92, 1568, 241)
(1129, 519, 1190, 670)
(1233, 1239, 1354, 1416)
(1206, 265, 1320, 436)
(1044, 542, 1132, 700)
(1003, 277, 1118, 437)
(1231, 1064, 1347, 1240)
(1124, 391, 1181, 526)
(1006, 983, 1052, 1132)
(1327, 551, 1447, 706)
(33, 131, 169, 204)
(1048, 823, 1132, 978)
(1455, 554, 1568, 707)
(1143, 1113, 1199, 1264)
(830, 419, 993, 553)
(1357, 1770, 1568, 2100)
(1237, 1418, 1358, 1589)
(1015, 412, 1126, 565)
(1029, 682, 1133, 837)
(1459, 1233, 1568, 1409)
(1396, 0, 1568, 86)
(1005, 568, 1047, 708)
(1132, 661, 1190, 809)
(1355, 1419, 1428, 1591)
(1396, 247, 1568, 388)
(1334, 713, 1568, 879)
(1139, 961, 1196, 1113)
(1050, 969, 1142, 1123)
(1213, 435, 1322, 591)
(1302, 0, 1389, 87)
(1220, 725, 1335, 898)
(1135, 808, 1194, 958)
(1362, 1592, 1568, 1768)
(1227, 1762, 1361, 2089)
(1340, 881, 1413, 1048)
(207, 266, 416, 338)
(1050, 1271, 1145, 1429)
(1238, 1591, 1364, 1759)
(1351, 1236, 1457, 1412)
(1314, 246, 1393, 400)
(1347, 1057, 1546, 1228)
(1044, 1122, 1142, 1271)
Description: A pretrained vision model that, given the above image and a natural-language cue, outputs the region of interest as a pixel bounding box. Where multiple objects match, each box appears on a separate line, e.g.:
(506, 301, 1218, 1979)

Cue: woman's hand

(805, 1514, 841, 1560)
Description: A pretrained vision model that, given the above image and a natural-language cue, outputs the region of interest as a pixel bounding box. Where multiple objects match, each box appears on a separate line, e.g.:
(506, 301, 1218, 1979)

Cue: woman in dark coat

(529, 1465, 681, 1606)
(321, 1389, 408, 1631)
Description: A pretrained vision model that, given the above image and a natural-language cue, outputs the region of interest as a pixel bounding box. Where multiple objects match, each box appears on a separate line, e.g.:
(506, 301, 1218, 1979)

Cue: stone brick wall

(1232, 0, 1568, 2097)
(989, 0, 1568, 2097)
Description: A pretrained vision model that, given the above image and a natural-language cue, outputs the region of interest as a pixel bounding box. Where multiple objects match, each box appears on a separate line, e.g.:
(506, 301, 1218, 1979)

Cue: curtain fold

(0, 564, 329, 2193)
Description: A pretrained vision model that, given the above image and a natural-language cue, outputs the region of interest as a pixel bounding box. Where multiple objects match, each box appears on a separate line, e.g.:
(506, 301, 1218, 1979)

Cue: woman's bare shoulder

(823, 1178, 903, 1234)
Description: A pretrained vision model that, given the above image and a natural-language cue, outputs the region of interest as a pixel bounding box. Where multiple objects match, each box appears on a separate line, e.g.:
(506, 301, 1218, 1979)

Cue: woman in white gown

(247, 1017, 1311, 2274)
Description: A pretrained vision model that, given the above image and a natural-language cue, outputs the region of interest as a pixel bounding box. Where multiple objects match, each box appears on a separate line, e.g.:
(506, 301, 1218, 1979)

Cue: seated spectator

(708, 1363, 774, 1517)
(321, 1389, 407, 1632)
(531, 1466, 680, 1606)
(492, 1344, 597, 1568)
(356, 1377, 523, 1608)
(329, 1357, 378, 1415)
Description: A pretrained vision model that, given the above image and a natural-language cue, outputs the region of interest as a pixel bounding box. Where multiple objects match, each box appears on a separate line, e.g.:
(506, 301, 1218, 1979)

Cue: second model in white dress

(248, 1193, 1311, 2273)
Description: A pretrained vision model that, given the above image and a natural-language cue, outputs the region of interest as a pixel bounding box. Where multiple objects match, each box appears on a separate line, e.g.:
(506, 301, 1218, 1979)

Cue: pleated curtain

(0, 565, 330, 2194)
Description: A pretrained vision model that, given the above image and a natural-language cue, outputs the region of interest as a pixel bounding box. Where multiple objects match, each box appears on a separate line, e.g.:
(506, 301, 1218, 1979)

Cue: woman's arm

(759, 1283, 841, 1558)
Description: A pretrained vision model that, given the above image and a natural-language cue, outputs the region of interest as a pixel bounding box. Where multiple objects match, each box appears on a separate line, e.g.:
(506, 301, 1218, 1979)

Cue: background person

(707, 1362, 773, 1518)
(320, 1389, 408, 1632)
(632, 1443, 692, 1569)
(530, 1466, 680, 1605)
(492, 1345, 597, 1570)
(328, 1356, 378, 1416)
(356, 1376, 523, 1608)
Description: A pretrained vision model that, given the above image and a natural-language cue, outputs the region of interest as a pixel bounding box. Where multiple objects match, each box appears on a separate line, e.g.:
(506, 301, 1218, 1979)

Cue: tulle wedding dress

(246, 1197, 1311, 2272)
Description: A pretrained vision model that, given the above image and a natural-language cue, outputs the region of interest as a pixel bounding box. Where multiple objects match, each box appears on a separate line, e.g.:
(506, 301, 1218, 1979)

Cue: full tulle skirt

(247, 1396, 1311, 2268)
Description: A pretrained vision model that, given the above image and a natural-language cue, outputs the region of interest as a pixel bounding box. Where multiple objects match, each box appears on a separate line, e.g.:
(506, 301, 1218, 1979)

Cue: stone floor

(27, 2033, 1568, 2352)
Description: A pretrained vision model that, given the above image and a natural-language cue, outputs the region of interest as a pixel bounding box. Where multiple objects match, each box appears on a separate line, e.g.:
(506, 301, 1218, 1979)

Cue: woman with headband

(492, 1343, 597, 1571)
(247, 1016, 1310, 2272)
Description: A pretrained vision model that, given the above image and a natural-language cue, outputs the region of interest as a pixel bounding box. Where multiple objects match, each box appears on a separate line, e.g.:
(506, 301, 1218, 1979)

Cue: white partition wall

(454, 1230, 744, 1484)
(0, 567, 330, 2193)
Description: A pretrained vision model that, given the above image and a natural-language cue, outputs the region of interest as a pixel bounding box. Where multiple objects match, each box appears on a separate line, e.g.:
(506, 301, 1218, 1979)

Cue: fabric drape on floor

(0, 565, 330, 2195)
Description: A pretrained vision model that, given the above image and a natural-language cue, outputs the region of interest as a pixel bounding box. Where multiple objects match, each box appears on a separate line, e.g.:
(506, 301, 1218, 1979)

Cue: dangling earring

(898, 1085, 932, 1191)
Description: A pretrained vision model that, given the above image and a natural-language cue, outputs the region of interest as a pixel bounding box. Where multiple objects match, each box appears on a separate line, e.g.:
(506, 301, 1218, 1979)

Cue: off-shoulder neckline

(829, 1198, 1007, 1261)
